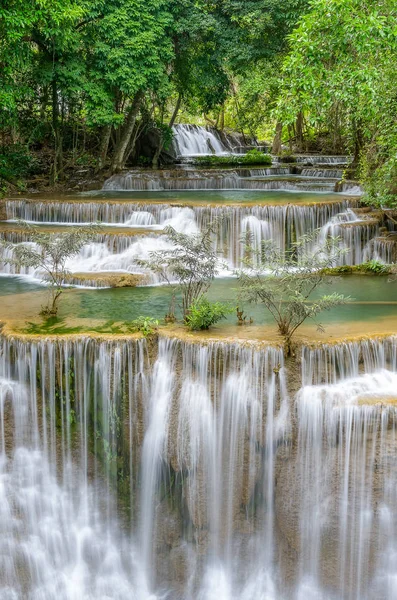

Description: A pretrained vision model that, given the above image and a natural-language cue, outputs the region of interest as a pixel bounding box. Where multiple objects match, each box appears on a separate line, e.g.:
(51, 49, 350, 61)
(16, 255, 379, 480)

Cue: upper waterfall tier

(102, 165, 351, 192)
(171, 124, 255, 156)
(5, 197, 356, 224)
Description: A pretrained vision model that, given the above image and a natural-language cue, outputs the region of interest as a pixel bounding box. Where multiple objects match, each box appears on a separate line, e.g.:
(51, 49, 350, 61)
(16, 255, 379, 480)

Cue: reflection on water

(1, 276, 396, 334)
(17, 189, 349, 204)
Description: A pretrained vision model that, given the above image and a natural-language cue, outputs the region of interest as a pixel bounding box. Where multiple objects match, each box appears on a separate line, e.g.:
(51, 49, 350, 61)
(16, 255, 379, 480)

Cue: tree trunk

(219, 106, 225, 131)
(97, 125, 111, 172)
(296, 111, 304, 151)
(51, 79, 63, 184)
(272, 122, 283, 154)
(169, 93, 182, 129)
(352, 119, 364, 169)
(111, 91, 143, 173)
(152, 94, 182, 168)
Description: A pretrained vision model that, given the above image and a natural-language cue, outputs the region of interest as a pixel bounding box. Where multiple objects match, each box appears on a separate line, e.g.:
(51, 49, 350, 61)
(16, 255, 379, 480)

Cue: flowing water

(172, 125, 233, 156)
(0, 148, 397, 599)
(1, 335, 397, 599)
(3, 195, 382, 285)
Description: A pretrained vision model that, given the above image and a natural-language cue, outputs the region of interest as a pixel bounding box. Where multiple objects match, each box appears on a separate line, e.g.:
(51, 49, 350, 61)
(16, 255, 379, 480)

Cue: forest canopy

(0, 0, 396, 205)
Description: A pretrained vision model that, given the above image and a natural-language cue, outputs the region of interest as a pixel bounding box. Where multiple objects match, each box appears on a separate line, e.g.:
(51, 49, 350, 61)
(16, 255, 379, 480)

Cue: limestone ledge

(63, 271, 146, 288)
(1, 195, 359, 209)
(0, 320, 395, 350)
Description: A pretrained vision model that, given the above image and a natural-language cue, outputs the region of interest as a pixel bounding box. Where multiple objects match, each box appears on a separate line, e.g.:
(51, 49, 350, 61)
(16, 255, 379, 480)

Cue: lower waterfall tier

(0, 334, 397, 599)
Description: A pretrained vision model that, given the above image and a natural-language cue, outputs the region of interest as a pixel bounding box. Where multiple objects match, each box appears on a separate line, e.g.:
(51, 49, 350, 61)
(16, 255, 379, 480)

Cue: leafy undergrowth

(195, 149, 272, 167)
(321, 261, 392, 276)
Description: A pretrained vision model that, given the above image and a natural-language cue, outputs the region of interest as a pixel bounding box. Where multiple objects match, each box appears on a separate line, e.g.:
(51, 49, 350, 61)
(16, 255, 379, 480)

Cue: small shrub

(127, 316, 159, 336)
(185, 296, 234, 331)
(138, 222, 221, 318)
(0, 145, 37, 193)
(195, 151, 272, 167)
(359, 260, 389, 274)
(1, 223, 98, 316)
(320, 265, 353, 275)
(241, 148, 272, 165)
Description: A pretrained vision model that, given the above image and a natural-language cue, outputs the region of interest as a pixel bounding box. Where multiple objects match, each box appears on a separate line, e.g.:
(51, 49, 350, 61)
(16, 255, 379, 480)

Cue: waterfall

(0, 336, 149, 599)
(285, 336, 397, 598)
(364, 237, 397, 264)
(1, 200, 367, 285)
(172, 125, 231, 156)
(0, 334, 286, 599)
(1, 333, 397, 597)
(5, 199, 356, 231)
(316, 209, 379, 264)
(1, 200, 362, 284)
(301, 336, 397, 385)
(294, 156, 351, 165)
(103, 172, 340, 191)
(337, 182, 364, 195)
(299, 168, 344, 179)
(102, 169, 340, 191)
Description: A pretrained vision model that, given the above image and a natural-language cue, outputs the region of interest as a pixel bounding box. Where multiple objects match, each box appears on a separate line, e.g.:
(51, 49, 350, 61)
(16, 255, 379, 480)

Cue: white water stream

(3, 198, 382, 286)
(1, 336, 397, 598)
(172, 125, 233, 156)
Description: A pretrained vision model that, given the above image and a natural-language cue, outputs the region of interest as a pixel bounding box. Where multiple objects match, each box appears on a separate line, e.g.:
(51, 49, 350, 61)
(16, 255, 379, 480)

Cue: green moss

(321, 262, 392, 276)
(21, 317, 149, 335)
(195, 149, 272, 167)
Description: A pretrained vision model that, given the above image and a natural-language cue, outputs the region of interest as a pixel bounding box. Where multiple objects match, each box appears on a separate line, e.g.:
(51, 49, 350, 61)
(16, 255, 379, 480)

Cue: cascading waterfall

(277, 336, 397, 599)
(1, 334, 397, 598)
(5, 199, 357, 232)
(0, 234, 175, 283)
(301, 337, 397, 386)
(316, 209, 379, 264)
(103, 172, 338, 192)
(337, 182, 364, 195)
(172, 125, 232, 156)
(299, 168, 344, 179)
(0, 336, 149, 599)
(1, 200, 364, 283)
(0, 335, 287, 599)
(364, 237, 397, 264)
(293, 156, 351, 165)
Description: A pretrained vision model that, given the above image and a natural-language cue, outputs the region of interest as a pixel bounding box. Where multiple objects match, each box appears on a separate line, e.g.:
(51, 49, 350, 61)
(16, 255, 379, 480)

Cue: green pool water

(74, 276, 397, 324)
(25, 189, 350, 205)
(2, 275, 392, 325)
(1, 275, 395, 330)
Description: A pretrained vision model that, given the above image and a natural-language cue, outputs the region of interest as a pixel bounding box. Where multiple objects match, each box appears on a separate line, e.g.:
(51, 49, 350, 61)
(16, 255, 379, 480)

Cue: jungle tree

(236, 232, 350, 351)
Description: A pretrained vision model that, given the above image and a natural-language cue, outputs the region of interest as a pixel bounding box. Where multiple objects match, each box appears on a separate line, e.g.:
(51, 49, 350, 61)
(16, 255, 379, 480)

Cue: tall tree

(277, 0, 397, 191)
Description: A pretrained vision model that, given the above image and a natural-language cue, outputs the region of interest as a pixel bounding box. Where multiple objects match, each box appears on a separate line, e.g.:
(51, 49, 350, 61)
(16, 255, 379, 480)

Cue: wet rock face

(0, 201, 6, 221)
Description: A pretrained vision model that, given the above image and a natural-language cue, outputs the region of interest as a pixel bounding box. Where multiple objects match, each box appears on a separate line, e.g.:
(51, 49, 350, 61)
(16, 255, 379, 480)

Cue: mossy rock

(321, 263, 392, 276)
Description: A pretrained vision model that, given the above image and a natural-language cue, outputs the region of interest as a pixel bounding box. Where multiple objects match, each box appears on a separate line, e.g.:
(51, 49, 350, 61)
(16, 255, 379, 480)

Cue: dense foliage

(185, 296, 234, 331)
(0, 0, 307, 189)
(277, 0, 397, 204)
(1, 0, 396, 203)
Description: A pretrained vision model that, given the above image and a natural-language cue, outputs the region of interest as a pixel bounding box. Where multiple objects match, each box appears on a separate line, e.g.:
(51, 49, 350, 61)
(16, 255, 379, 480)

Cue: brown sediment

(1, 306, 396, 346)
(63, 272, 147, 287)
(357, 395, 397, 406)
(0, 222, 161, 237)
